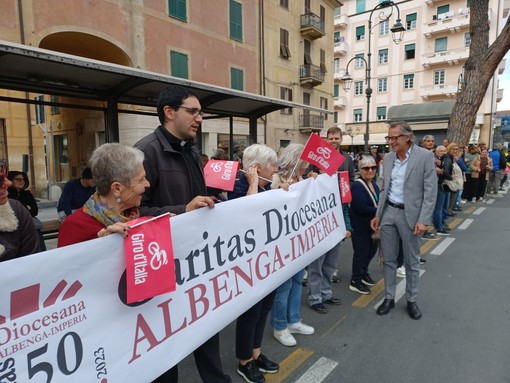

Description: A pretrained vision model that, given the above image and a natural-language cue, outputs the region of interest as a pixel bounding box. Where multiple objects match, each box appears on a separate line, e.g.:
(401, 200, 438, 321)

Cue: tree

(447, 0, 510, 146)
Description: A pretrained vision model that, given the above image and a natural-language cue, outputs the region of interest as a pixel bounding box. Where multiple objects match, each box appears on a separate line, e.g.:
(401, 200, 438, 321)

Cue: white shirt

(388, 146, 412, 204)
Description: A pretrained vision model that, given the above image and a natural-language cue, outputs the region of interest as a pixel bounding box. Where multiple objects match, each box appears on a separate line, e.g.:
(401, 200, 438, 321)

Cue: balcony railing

(334, 37, 347, 55)
(334, 14, 348, 28)
(423, 11, 470, 38)
(420, 83, 459, 99)
(299, 113, 325, 132)
(421, 47, 469, 68)
(300, 12, 325, 39)
(333, 96, 347, 109)
(299, 64, 325, 87)
(499, 58, 506, 74)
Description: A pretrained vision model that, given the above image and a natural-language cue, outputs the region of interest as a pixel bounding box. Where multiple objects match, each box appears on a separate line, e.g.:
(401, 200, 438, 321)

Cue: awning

(388, 101, 456, 122)
(344, 133, 388, 145)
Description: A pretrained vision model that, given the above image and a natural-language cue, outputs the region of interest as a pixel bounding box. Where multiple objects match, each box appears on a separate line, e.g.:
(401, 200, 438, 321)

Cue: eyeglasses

(180, 106, 204, 118)
(361, 166, 377, 171)
(385, 135, 404, 142)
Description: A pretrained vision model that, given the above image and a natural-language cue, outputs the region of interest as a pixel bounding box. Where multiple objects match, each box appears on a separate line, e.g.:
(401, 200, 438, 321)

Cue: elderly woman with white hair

(269, 144, 315, 347)
(228, 144, 280, 383)
(58, 143, 150, 247)
(348, 155, 380, 295)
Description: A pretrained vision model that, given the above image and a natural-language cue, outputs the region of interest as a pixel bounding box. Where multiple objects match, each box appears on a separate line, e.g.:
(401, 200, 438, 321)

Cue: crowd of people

(2, 84, 509, 383)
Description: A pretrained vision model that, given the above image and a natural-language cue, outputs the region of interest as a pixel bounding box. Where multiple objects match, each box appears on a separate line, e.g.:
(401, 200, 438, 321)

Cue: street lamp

(341, 0, 405, 153)
(345, 126, 361, 153)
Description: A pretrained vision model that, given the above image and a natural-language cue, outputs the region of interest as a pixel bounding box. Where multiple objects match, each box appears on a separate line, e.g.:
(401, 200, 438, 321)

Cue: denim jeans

(271, 269, 305, 330)
(433, 187, 446, 230)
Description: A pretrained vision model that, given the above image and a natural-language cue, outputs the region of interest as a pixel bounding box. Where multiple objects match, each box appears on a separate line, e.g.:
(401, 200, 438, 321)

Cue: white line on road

(430, 237, 456, 255)
(486, 199, 495, 205)
(294, 357, 338, 383)
(374, 270, 425, 310)
(473, 207, 486, 215)
(458, 218, 473, 230)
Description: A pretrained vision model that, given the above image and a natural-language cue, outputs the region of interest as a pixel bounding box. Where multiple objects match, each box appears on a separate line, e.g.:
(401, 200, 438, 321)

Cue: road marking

(293, 357, 338, 383)
(430, 237, 455, 255)
(473, 207, 486, 215)
(320, 315, 347, 340)
(420, 239, 437, 254)
(463, 206, 477, 214)
(266, 348, 314, 383)
(374, 269, 425, 309)
(352, 279, 384, 308)
(486, 199, 495, 204)
(457, 218, 473, 230)
(448, 217, 462, 229)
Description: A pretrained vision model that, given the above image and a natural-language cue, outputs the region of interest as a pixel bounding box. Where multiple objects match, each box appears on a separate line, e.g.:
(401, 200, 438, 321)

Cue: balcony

(300, 12, 325, 40)
(497, 88, 504, 102)
(299, 113, 325, 133)
(420, 83, 459, 99)
(422, 47, 469, 68)
(499, 58, 506, 74)
(423, 10, 470, 38)
(334, 69, 346, 80)
(334, 37, 347, 55)
(334, 14, 348, 29)
(299, 64, 325, 87)
(333, 96, 347, 109)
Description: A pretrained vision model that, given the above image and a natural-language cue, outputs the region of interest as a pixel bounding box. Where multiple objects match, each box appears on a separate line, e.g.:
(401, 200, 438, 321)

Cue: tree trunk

(447, 0, 510, 146)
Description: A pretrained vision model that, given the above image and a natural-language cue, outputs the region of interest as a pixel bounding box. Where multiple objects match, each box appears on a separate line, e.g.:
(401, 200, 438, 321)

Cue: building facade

(334, 0, 509, 150)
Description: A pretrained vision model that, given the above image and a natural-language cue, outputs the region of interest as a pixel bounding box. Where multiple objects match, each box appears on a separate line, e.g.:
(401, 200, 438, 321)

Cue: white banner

(0, 174, 345, 383)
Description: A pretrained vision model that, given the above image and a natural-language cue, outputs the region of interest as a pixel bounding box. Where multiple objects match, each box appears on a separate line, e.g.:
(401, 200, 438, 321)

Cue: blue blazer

(349, 179, 380, 235)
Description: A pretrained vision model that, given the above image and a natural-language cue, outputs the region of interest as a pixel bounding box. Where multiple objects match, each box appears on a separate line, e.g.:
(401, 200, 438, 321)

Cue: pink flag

(300, 133, 345, 176)
(204, 160, 240, 191)
(124, 213, 175, 304)
(339, 171, 352, 203)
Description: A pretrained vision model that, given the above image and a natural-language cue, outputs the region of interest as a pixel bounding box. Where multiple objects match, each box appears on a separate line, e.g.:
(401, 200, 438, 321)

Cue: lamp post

(345, 126, 361, 154)
(341, 0, 405, 153)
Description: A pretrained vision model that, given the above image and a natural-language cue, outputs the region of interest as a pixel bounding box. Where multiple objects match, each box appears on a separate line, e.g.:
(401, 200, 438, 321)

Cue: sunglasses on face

(361, 166, 377, 171)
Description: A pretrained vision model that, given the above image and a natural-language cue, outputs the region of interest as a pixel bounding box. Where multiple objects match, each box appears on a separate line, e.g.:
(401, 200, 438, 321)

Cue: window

(168, 0, 186, 21)
(280, 139, 291, 148)
(320, 5, 325, 21)
(320, 49, 326, 72)
(377, 106, 387, 121)
(435, 37, 447, 53)
(464, 32, 471, 47)
(379, 20, 389, 36)
(356, 26, 365, 41)
(434, 69, 445, 85)
(170, 51, 188, 78)
(406, 13, 417, 30)
(378, 78, 388, 93)
(280, 87, 293, 115)
(229, 0, 243, 42)
(279, 0, 288, 9)
(334, 31, 341, 43)
(50, 95, 60, 115)
(354, 81, 364, 95)
(378, 48, 388, 64)
(334, 112, 338, 124)
(320, 97, 328, 121)
(467, 0, 471, 7)
(334, 7, 341, 17)
(354, 109, 363, 122)
(355, 53, 364, 68)
(34, 95, 45, 124)
(403, 74, 414, 89)
(437, 4, 450, 18)
(405, 44, 416, 60)
(231, 67, 244, 90)
(280, 29, 291, 59)
(304, 39, 312, 65)
(356, 0, 366, 13)
(334, 84, 339, 98)
(334, 58, 341, 74)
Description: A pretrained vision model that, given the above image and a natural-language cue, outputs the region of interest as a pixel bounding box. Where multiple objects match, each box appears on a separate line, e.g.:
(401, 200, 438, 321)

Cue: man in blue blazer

(370, 121, 437, 320)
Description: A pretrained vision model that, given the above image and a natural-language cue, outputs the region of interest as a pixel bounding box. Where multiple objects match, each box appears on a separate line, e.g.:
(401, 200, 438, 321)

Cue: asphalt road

(173, 186, 510, 383)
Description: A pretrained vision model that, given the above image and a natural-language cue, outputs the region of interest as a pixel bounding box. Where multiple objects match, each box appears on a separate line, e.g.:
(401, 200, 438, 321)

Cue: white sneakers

(396, 266, 406, 278)
(274, 321, 315, 347)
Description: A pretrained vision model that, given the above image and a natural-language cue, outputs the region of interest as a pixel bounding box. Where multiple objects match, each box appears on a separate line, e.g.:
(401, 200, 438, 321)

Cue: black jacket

(135, 127, 206, 216)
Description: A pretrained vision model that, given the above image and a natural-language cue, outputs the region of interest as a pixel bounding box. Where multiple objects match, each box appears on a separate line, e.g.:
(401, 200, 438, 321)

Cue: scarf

(83, 192, 139, 227)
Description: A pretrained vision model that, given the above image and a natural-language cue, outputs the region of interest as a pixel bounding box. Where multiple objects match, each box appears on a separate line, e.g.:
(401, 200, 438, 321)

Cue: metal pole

(365, 15, 373, 154)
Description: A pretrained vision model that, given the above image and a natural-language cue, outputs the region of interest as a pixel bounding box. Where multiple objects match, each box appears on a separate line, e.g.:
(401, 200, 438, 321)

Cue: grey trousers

(380, 205, 421, 302)
(307, 241, 341, 306)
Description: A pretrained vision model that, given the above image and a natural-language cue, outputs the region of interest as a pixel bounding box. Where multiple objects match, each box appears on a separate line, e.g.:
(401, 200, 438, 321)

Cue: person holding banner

(370, 121, 437, 320)
(269, 144, 315, 347)
(135, 85, 230, 383)
(228, 143, 280, 383)
(0, 159, 40, 261)
(348, 155, 380, 295)
(58, 143, 150, 247)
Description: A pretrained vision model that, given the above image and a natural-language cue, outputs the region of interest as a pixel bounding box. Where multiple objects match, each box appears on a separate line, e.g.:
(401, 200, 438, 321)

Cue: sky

(497, 50, 510, 112)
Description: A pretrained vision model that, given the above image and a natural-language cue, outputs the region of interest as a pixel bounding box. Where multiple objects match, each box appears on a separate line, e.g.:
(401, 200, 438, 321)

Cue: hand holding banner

(300, 134, 345, 176)
(124, 213, 175, 304)
(204, 160, 240, 191)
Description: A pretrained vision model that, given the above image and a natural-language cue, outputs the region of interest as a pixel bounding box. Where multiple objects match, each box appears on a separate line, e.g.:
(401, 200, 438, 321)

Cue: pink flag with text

(300, 134, 345, 176)
(204, 160, 240, 191)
